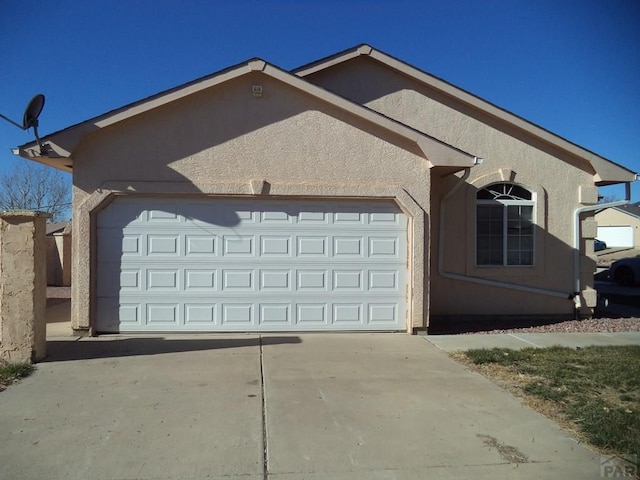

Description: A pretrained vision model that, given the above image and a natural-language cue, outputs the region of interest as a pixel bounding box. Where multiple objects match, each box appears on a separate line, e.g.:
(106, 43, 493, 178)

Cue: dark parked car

(594, 239, 607, 251)
(609, 257, 640, 286)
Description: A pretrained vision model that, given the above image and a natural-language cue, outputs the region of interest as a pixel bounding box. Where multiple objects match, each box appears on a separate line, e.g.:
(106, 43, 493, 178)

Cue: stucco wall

(71, 73, 431, 332)
(0, 213, 48, 362)
(306, 57, 598, 318)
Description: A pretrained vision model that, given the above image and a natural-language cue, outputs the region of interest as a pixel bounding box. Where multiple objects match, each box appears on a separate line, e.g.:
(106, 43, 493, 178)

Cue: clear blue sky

(1, 0, 638, 200)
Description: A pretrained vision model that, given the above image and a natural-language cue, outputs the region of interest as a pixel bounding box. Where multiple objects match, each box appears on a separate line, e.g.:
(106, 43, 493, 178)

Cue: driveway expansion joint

(260, 335, 269, 480)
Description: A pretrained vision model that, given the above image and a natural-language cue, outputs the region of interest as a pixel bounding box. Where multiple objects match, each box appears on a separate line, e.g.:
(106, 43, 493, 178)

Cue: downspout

(572, 182, 632, 314)
(438, 169, 573, 300)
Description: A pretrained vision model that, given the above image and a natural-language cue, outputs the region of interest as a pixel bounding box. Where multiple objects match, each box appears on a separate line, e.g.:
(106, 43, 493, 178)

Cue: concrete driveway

(0, 333, 605, 479)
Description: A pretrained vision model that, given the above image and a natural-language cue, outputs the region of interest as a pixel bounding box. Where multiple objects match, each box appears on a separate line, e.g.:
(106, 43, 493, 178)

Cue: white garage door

(597, 226, 634, 248)
(96, 197, 408, 333)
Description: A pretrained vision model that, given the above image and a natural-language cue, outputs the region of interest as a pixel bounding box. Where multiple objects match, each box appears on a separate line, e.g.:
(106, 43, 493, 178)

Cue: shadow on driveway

(44, 335, 302, 362)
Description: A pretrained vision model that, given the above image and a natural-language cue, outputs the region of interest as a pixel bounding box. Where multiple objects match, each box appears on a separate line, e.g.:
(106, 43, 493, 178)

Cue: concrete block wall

(0, 212, 50, 363)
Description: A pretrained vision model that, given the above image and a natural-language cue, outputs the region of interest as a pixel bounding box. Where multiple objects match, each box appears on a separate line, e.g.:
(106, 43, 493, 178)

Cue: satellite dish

(0, 93, 49, 155)
(22, 94, 45, 130)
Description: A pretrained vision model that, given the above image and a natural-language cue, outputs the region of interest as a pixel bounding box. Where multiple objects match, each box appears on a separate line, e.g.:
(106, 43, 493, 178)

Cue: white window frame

(476, 184, 536, 267)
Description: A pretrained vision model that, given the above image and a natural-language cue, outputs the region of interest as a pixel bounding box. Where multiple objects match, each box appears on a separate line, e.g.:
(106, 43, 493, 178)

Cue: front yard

(454, 345, 640, 467)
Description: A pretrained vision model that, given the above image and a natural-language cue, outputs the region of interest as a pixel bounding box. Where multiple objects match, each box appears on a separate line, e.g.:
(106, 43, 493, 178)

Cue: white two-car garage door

(96, 197, 408, 333)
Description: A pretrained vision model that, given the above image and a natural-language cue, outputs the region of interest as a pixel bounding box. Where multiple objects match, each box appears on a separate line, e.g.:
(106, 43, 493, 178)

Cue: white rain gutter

(572, 181, 632, 312)
(438, 168, 573, 300)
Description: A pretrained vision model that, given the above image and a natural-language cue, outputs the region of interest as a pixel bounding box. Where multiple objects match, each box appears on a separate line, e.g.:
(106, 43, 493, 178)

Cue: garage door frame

(73, 182, 425, 335)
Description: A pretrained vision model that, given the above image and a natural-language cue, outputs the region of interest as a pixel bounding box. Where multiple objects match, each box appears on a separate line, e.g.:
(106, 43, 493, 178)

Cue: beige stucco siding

(306, 58, 596, 317)
(71, 73, 431, 332)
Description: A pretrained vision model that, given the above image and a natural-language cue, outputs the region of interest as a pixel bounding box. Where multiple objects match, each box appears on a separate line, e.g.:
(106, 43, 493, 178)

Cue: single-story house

(15, 45, 637, 335)
(595, 203, 640, 248)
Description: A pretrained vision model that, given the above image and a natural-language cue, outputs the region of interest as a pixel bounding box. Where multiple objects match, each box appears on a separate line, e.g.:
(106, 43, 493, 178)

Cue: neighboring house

(595, 203, 640, 248)
(15, 45, 637, 335)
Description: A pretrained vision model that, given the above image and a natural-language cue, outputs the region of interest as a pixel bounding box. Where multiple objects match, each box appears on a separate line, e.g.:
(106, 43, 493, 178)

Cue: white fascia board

(17, 55, 478, 170)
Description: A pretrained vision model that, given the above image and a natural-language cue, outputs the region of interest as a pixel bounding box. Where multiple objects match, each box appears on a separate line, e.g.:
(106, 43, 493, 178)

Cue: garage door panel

(147, 304, 179, 325)
(97, 231, 142, 261)
(121, 269, 142, 291)
(96, 298, 141, 333)
(147, 269, 179, 291)
(259, 304, 291, 326)
(333, 236, 364, 257)
(296, 304, 327, 325)
(97, 203, 145, 227)
(333, 270, 363, 290)
(185, 235, 217, 256)
(223, 236, 254, 256)
(296, 270, 328, 291)
(261, 210, 293, 223)
(298, 211, 328, 223)
(184, 304, 217, 324)
(222, 303, 255, 325)
(96, 197, 407, 332)
(222, 270, 254, 290)
(369, 270, 398, 291)
(333, 304, 362, 324)
(334, 211, 364, 224)
(259, 269, 291, 290)
(369, 211, 400, 224)
(369, 304, 397, 324)
(369, 236, 399, 257)
(148, 235, 180, 256)
(148, 208, 180, 223)
(260, 236, 292, 256)
(185, 269, 217, 290)
(297, 236, 328, 256)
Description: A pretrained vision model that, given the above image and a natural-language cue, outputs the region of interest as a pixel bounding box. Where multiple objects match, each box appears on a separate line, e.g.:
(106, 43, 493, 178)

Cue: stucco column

(0, 211, 50, 363)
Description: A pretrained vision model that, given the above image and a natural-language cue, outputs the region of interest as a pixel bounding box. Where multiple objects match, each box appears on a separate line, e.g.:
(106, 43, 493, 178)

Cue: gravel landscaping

(465, 316, 640, 335)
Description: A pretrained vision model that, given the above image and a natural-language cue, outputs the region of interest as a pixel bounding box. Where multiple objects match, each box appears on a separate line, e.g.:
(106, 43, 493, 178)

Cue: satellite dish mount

(0, 94, 49, 154)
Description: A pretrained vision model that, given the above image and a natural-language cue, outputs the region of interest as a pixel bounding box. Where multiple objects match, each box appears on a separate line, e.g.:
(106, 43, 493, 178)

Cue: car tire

(614, 266, 634, 287)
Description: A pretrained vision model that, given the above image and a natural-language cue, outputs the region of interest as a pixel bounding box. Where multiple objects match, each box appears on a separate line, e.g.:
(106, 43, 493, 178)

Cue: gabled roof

(603, 202, 640, 219)
(294, 44, 637, 186)
(46, 221, 71, 235)
(15, 57, 479, 173)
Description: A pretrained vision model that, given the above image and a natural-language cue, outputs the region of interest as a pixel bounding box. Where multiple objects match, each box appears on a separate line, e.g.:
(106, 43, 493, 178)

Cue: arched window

(476, 183, 534, 266)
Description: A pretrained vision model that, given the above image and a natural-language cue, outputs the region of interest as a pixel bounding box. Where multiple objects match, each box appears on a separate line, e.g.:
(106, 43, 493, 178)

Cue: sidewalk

(425, 331, 640, 352)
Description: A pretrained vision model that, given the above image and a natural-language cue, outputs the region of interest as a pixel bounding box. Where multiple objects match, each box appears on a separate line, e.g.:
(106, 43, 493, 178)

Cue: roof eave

(296, 44, 637, 186)
(16, 56, 479, 172)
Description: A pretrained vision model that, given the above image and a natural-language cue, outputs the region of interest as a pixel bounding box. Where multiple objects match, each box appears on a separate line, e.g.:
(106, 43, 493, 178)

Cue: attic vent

(252, 85, 263, 98)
